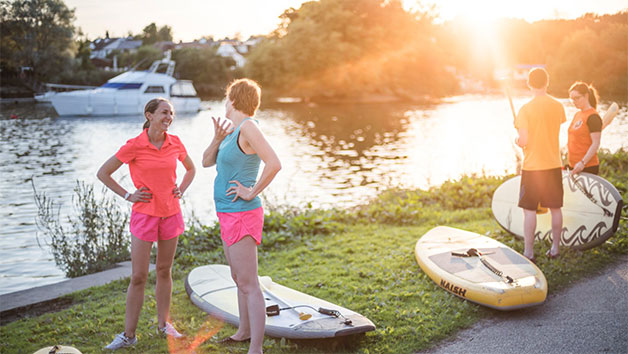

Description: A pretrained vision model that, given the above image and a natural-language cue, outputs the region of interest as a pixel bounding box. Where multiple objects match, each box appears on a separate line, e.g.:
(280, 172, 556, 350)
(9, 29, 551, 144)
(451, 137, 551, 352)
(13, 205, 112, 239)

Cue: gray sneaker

(105, 332, 137, 350)
(158, 322, 184, 338)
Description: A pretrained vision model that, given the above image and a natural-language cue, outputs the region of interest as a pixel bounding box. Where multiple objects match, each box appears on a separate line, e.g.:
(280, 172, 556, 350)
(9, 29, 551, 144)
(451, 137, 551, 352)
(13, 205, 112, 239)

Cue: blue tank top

(214, 118, 262, 212)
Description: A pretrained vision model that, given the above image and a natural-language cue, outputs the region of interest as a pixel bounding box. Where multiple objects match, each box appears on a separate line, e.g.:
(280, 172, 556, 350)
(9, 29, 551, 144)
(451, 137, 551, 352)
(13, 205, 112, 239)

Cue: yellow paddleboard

(415, 226, 547, 310)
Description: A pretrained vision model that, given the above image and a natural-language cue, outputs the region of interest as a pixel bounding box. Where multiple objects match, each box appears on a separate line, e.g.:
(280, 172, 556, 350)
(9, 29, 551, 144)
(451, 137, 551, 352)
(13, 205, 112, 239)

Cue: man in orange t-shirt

(514, 68, 566, 261)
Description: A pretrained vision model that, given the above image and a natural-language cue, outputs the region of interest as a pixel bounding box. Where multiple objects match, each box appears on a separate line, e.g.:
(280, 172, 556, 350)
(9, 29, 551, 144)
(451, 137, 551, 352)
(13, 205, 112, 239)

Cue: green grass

(1, 149, 627, 353)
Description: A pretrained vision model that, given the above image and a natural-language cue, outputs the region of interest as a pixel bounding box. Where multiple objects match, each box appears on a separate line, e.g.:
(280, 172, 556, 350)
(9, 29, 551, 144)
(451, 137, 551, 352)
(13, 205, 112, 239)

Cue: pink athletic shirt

(115, 129, 187, 217)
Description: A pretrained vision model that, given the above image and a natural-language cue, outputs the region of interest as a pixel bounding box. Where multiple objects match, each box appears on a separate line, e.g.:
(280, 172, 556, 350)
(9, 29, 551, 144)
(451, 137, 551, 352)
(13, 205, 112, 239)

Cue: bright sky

(66, 0, 627, 42)
(423, 0, 627, 23)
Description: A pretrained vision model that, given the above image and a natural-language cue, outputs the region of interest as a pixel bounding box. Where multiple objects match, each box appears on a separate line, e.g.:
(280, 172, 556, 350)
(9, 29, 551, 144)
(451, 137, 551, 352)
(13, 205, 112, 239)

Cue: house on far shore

(89, 37, 142, 71)
(238, 36, 264, 54)
(88, 35, 265, 71)
(90, 37, 142, 59)
(216, 42, 246, 68)
(214, 36, 264, 68)
(174, 38, 215, 50)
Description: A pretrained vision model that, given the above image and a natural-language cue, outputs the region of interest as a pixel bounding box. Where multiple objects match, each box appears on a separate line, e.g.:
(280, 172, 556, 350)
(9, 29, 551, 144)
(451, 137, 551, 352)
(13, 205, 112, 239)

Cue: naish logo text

(440, 279, 467, 297)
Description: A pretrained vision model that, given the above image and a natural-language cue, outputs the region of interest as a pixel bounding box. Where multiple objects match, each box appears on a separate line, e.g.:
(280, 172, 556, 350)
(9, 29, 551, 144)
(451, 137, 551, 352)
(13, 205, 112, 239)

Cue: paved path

(421, 256, 628, 354)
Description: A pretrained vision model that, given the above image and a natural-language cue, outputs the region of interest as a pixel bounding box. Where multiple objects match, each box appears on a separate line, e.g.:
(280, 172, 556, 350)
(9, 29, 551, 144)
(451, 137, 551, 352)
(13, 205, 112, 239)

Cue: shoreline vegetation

(1, 149, 626, 353)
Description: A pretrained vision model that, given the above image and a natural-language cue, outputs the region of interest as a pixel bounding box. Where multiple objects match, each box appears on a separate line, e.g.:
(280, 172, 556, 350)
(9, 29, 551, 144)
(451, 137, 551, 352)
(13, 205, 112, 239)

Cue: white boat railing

(148, 50, 175, 77)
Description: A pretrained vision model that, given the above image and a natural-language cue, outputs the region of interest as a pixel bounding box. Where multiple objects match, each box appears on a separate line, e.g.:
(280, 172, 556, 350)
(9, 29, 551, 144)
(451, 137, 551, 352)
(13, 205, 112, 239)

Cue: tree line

(1, 0, 625, 100)
(439, 11, 628, 99)
(0, 0, 236, 97)
(245, 0, 626, 100)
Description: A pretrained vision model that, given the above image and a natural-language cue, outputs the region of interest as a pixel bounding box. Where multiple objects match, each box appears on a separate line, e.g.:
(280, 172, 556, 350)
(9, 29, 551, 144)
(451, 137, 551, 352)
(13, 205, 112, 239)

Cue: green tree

(157, 25, 173, 42)
(172, 47, 237, 96)
(141, 22, 158, 44)
(438, 10, 627, 97)
(245, 0, 455, 100)
(139, 22, 173, 45)
(548, 23, 628, 98)
(75, 31, 94, 70)
(0, 0, 75, 83)
(113, 45, 162, 70)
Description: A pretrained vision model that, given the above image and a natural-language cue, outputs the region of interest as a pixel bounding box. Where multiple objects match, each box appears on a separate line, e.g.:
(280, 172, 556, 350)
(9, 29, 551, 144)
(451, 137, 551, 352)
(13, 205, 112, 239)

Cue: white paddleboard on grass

(492, 171, 623, 250)
(185, 264, 376, 339)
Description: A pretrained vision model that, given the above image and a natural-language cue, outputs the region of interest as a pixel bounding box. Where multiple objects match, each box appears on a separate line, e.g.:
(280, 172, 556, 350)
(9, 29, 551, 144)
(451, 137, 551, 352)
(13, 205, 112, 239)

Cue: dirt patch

(0, 297, 76, 325)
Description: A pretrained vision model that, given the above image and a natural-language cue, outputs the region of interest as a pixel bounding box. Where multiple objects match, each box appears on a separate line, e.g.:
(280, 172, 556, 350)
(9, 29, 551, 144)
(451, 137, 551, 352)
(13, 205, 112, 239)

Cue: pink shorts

(130, 211, 184, 242)
(216, 207, 264, 247)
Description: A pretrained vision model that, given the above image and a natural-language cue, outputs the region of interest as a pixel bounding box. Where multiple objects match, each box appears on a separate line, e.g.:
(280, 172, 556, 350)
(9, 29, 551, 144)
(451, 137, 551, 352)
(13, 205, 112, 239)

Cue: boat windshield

(100, 82, 143, 89)
(171, 81, 197, 97)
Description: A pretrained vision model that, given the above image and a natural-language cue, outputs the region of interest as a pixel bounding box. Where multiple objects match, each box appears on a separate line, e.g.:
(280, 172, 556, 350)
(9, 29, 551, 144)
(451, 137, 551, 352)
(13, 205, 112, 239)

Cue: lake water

(1, 94, 626, 295)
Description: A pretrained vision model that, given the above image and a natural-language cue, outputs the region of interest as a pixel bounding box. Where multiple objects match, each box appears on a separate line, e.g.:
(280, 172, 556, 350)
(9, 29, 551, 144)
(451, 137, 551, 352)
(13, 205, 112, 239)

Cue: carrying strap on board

(451, 248, 515, 284)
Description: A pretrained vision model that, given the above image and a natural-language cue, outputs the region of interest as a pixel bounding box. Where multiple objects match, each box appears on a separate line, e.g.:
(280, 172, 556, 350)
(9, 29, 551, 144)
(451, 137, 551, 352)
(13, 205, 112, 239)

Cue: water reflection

(0, 96, 626, 295)
(263, 102, 426, 194)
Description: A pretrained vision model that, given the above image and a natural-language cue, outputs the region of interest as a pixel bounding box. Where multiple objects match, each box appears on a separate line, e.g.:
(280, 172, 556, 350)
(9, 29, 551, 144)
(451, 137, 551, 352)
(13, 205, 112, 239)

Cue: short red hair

(226, 79, 261, 116)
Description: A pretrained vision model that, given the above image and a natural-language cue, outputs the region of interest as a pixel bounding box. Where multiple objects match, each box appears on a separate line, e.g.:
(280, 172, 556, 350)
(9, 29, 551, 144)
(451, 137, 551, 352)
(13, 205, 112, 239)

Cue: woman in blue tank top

(202, 79, 281, 354)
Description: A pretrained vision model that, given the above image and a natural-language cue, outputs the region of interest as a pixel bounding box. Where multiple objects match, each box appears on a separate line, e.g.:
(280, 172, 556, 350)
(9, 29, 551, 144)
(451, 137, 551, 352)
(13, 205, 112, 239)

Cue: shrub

(353, 174, 510, 225)
(33, 180, 130, 277)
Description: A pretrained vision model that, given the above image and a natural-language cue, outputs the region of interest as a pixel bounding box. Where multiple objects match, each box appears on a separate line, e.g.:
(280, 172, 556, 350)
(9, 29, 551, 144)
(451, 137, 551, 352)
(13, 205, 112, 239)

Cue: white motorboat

(50, 52, 201, 116)
(35, 84, 98, 103)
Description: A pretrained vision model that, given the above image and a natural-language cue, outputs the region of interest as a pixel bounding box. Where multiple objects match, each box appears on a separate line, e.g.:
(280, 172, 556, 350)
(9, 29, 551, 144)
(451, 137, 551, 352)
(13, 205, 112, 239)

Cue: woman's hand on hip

(226, 180, 255, 202)
(173, 185, 183, 199)
(129, 187, 152, 203)
(212, 116, 233, 142)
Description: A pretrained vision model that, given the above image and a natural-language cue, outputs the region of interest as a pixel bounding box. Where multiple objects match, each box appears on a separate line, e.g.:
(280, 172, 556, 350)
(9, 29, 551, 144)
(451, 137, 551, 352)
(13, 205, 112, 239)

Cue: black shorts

(518, 168, 563, 210)
(566, 164, 599, 175)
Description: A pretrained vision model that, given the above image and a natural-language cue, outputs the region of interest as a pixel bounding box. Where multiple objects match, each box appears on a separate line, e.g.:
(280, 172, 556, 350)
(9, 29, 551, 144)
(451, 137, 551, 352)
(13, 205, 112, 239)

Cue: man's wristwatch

(124, 192, 131, 200)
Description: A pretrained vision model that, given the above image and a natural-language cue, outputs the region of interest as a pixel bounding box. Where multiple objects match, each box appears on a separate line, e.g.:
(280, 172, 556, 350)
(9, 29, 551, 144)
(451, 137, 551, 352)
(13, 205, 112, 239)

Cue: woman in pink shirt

(97, 98, 196, 350)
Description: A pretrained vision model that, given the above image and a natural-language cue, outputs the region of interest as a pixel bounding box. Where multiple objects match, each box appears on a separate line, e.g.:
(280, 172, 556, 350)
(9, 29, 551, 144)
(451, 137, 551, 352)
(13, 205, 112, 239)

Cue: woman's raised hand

(212, 116, 233, 142)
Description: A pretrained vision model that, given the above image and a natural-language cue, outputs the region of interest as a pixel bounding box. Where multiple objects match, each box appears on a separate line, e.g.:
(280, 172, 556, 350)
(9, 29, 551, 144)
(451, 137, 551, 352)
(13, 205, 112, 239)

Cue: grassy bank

(1, 150, 626, 353)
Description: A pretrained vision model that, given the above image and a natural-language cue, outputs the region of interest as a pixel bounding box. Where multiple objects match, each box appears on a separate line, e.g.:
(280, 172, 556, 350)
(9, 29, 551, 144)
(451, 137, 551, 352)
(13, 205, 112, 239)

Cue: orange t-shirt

(568, 108, 600, 168)
(515, 95, 566, 171)
(115, 129, 188, 217)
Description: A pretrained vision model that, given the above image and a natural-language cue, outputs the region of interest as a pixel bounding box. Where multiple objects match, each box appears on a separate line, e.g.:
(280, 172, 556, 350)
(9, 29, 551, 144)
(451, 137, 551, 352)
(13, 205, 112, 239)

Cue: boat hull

(51, 91, 200, 116)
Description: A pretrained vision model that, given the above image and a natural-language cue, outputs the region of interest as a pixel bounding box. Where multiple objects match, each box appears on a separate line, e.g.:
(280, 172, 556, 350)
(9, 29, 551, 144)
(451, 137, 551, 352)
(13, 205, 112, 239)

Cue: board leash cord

(566, 168, 614, 217)
(451, 248, 515, 284)
(265, 304, 353, 325)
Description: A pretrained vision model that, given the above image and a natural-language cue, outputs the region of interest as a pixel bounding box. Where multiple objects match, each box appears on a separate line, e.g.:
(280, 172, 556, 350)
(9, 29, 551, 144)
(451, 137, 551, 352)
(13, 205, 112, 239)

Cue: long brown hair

(142, 97, 171, 130)
(569, 81, 599, 109)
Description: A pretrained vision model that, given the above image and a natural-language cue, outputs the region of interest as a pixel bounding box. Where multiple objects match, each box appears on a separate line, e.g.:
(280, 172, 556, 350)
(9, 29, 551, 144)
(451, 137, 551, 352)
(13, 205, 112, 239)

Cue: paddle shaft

(505, 85, 517, 123)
